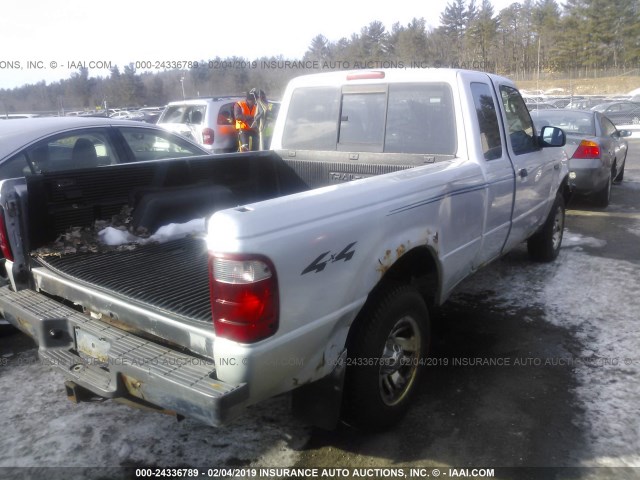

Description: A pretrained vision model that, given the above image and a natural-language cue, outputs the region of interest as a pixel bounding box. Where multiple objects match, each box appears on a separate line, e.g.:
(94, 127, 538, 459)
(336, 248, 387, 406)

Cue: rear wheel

(342, 284, 429, 430)
(527, 193, 565, 262)
(594, 171, 612, 207)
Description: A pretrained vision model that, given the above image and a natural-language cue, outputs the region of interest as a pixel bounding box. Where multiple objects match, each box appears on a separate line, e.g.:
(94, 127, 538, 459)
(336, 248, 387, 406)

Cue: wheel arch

(375, 245, 441, 309)
(347, 245, 440, 347)
(560, 173, 572, 206)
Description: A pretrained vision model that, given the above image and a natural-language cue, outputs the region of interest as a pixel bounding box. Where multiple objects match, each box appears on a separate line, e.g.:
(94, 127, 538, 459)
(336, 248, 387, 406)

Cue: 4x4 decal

(301, 242, 357, 275)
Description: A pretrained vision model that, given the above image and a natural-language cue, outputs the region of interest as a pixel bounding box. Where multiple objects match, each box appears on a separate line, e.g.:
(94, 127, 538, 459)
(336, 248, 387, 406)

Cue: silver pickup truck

(0, 69, 569, 430)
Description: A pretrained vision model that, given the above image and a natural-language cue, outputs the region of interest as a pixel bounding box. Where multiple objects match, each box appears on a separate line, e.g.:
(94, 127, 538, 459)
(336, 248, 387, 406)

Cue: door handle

(519, 168, 528, 178)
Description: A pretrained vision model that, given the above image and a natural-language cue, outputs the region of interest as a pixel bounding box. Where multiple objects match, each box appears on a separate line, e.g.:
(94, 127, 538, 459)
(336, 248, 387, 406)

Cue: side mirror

(618, 130, 632, 138)
(539, 125, 566, 147)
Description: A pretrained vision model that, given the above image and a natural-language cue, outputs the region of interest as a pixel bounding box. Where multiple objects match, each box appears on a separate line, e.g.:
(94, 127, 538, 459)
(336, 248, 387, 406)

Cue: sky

(0, 0, 520, 90)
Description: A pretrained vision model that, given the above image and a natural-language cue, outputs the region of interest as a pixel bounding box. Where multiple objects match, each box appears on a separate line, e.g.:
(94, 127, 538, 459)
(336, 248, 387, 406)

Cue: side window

(281, 87, 341, 150)
(218, 103, 235, 125)
(0, 153, 31, 179)
(500, 85, 538, 155)
(161, 105, 187, 123)
(186, 106, 205, 124)
(470, 83, 502, 160)
(119, 127, 205, 161)
(385, 83, 456, 155)
(600, 116, 617, 137)
(26, 131, 115, 173)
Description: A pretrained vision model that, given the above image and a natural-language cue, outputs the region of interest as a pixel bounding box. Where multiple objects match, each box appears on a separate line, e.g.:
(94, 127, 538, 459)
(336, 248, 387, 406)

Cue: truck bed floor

(35, 236, 212, 323)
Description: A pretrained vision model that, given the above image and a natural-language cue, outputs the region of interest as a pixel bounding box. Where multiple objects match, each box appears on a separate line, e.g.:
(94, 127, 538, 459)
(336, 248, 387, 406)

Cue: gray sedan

(531, 109, 631, 207)
(0, 116, 209, 179)
(0, 117, 210, 328)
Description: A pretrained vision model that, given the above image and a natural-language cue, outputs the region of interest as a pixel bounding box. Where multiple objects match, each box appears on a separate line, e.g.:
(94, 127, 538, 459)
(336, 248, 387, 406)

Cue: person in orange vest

(234, 89, 258, 152)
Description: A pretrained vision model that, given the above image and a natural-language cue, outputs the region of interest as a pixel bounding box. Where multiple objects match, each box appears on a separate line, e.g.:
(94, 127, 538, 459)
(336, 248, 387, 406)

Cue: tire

(594, 171, 612, 207)
(342, 284, 429, 430)
(614, 163, 625, 184)
(527, 193, 565, 262)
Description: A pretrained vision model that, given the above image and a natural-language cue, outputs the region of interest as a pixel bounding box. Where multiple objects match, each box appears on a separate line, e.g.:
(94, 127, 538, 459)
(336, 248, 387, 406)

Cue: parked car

(0, 116, 210, 329)
(527, 102, 557, 111)
(109, 110, 133, 119)
(0, 117, 209, 179)
(531, 109, 631, 207)
(157, 97, 243, 153)
(565, 97, 606, 110)
(591, 101, 640, 125)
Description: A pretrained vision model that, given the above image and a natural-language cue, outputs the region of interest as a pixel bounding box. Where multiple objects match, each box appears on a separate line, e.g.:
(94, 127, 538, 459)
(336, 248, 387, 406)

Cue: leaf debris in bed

(33, 206, 207, 257)
(33, 206, 145, 257)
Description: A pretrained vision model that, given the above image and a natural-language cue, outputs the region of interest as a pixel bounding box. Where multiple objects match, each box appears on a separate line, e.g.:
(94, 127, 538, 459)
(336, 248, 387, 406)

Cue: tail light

(572, 140, 600, 159)
(0, 208, 13, 261)
(202, 128, 215, 145)
(209, 254, 279, 343)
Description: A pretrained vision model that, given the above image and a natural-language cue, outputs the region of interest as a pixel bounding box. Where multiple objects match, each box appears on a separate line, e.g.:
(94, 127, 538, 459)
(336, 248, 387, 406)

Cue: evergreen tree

(392, 18, 430, 63)
(532, 0, 561, 72)
(467, 0, 498, 67)
(305, 35, 331, 62)
(439, 0, 468, 63)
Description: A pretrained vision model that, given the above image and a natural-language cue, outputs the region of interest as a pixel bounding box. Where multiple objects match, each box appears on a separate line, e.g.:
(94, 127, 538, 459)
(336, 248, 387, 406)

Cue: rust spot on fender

(422, 229, 440, 254)
(377, 244, 409, 276)
(376, 249, 393, 275)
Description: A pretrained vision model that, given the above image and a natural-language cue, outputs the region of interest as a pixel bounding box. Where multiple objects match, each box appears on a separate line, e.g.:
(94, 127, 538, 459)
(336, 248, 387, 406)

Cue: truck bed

(21, 150, 440, 332)
(34, 236, 211, 323)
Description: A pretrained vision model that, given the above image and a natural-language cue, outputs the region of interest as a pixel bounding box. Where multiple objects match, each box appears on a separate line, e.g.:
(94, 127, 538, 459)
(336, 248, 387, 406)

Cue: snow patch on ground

(454, 238, 640, 467)
(561, 230, 607, 249)
(0, 349, 308, 472)
(627, 224, 640, 237)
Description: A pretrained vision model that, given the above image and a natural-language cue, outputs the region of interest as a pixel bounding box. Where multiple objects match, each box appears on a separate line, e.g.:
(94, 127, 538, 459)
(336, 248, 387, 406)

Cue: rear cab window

(282, 83, 456, 155)
(282, 87, 341, 150)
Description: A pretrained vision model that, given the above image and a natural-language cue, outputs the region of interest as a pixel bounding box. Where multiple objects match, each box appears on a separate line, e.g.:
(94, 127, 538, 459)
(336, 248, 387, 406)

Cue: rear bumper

(569, 164, 609, 195)
(0, 286, 248, 426)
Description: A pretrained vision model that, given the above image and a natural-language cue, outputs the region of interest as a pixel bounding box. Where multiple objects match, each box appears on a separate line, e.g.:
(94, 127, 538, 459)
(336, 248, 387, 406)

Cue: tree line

(1, 0, 638, 114)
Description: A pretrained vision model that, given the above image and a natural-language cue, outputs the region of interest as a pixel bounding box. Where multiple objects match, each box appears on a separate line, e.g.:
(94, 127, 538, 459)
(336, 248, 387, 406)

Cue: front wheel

(527, 193, 565, 262)
(614, 163, 625, 184)
(342, 284, 429, 430)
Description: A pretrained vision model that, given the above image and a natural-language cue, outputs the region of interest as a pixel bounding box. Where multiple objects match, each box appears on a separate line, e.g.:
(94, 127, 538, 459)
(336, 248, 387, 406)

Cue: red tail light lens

(572, 140, 600, 159)
(0, 208, 14, 261)
(202, 128, 215, 145)
(210, 254, 279, 343)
